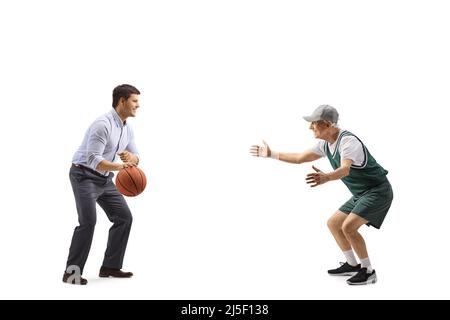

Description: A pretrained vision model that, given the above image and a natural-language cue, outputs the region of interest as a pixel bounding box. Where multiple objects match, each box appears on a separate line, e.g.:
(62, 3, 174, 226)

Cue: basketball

(115, 166, 147, 197)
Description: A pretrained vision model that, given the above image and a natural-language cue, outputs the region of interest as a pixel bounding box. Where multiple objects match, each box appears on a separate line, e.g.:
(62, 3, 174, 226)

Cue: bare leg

(327, 211, 352, 251)
(341, 213, 369, 260)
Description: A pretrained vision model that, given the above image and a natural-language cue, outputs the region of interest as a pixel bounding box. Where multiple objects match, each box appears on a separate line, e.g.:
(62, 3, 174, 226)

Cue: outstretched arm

(250, 141, 321, 164)
(278, 150, 321, 164)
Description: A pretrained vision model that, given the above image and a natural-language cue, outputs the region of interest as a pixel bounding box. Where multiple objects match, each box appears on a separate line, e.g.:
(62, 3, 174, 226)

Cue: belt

(72, 163, 108, 178)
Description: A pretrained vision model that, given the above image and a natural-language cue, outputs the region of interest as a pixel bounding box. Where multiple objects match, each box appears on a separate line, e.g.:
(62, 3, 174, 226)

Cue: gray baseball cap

(303, 105, 339, 124)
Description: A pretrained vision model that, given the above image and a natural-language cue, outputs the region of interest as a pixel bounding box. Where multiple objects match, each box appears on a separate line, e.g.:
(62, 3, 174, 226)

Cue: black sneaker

(346, 268, 377, 285)
(328, 262, 361, 276)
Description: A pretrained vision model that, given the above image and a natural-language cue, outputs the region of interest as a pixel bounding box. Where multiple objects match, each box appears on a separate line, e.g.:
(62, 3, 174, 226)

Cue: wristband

(270, 151, 279, 160)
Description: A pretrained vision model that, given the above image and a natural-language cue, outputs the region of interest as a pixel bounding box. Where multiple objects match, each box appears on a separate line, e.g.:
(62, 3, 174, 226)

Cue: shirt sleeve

(339, 135, 365, 166)
(309, 141, 326, 157)
(86, 120, 109, 170)
(125, 126, 140, 161)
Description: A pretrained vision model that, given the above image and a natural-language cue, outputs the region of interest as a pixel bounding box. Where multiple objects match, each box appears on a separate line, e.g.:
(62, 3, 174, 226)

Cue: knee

(327, 216, 341, 232)
(80, 217, 96, 229)
(342, 223, 357, 236)
(126, 214, 133, 225)
(118, 212, 133, 226)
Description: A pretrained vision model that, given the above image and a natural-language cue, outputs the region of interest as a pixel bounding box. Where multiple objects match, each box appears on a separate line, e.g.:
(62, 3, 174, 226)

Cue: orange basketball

(115, 166, 147, 197)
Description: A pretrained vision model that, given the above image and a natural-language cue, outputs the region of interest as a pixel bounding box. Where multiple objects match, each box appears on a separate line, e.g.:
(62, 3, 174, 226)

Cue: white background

(0, 0, 449, 299)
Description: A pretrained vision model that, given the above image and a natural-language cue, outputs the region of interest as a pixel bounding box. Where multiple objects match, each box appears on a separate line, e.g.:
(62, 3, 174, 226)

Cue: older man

(250, 105, 393, 285)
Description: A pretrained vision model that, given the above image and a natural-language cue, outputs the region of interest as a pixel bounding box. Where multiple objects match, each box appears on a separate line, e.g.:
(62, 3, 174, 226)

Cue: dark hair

(112, 84, 140, 109)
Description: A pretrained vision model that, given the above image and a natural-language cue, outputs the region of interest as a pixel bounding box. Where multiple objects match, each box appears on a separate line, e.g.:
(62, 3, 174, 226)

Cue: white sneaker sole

(347, 274, 377, 285)
(328, 272, 359, 276)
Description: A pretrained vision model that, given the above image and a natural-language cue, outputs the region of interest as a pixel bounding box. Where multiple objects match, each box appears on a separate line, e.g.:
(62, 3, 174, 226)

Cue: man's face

(122, 94, 140, 117)
(309, 120, 329, 139)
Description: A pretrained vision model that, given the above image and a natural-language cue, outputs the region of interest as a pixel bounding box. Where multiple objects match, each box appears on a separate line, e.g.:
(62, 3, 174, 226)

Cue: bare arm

(96, 160, 135, 172)
(278, 150, 322, 164)
(250, 141, 321, 164)
(327, 158, 352, 181)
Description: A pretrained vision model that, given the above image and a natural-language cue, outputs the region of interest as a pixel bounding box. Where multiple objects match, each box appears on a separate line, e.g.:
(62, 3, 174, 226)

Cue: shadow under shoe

(328, 262, 361, 276)
(99, 266, 133, 278)
(62, 272, 88, 285)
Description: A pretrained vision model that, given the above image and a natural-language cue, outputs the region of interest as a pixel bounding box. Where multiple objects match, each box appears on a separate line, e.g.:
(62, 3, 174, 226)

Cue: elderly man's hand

(306, 166, 330, 187)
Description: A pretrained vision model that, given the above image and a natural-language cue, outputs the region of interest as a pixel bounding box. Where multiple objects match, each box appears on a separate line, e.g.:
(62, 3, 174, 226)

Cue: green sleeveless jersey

(324, 130, 388, 196)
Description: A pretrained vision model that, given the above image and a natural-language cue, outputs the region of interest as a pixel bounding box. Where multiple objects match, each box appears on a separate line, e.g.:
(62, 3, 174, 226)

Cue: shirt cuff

(88, 155, 105, 170)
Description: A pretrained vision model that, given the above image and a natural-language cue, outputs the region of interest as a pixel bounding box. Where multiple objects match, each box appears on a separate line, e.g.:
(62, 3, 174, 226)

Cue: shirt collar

(329, 129, 345, 147)
(111, 108, 126, 127)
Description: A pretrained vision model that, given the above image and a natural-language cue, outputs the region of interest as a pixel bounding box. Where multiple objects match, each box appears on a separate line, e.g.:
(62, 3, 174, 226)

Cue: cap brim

(303, 115, 320, 122)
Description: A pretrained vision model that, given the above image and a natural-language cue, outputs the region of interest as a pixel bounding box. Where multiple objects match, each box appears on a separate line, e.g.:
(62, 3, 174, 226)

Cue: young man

(250, 105, 393, 285)
(63, 84, 141, 285)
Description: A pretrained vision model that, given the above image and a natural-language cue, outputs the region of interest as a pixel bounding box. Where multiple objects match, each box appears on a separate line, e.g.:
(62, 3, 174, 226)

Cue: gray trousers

(66, 165, 133, 274)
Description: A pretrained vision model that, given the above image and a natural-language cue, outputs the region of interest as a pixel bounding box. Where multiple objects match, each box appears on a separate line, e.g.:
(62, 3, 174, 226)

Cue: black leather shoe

(99, 266, 133, 278)
(62, 272, 88, 285)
